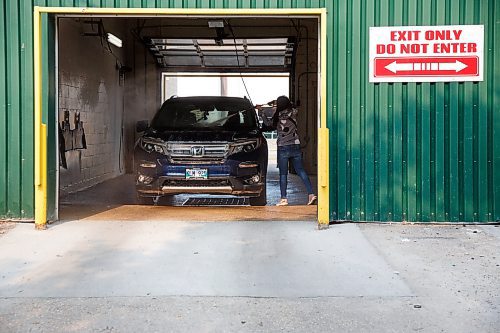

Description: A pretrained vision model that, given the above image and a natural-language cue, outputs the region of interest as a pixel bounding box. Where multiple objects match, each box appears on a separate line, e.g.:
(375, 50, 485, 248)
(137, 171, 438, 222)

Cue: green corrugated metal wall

(329, 0, 500, 222)
(0, 0, 498, 222)
(0, 0, 34, 220)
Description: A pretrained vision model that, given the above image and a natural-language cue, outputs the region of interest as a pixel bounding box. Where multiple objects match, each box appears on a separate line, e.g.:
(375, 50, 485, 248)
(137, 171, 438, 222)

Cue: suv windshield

(151, 97, 257, 131)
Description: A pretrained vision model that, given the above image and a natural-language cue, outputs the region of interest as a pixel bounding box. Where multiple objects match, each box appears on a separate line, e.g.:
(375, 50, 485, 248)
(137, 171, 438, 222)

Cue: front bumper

(135, 158, 265, 197)
(137, 176, 264, 196)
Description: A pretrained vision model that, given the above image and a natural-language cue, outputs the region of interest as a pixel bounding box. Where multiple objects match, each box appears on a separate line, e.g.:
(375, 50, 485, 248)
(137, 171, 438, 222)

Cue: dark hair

(272, 96, 292, 128)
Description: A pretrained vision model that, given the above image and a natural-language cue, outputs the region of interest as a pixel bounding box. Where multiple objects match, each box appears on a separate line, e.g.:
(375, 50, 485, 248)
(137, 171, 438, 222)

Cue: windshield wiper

(193, 109, 250, 127)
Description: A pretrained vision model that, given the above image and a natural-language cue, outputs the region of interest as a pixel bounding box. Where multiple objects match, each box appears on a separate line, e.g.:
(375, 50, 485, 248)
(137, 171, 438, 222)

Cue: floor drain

(183, 197, 249, 206)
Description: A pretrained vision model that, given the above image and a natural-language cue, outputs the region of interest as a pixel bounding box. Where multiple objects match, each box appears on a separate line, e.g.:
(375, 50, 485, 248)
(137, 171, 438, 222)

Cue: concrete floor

(0, 222, 411, 298)
(59, 163, 318, 222)
(0, 222, 499, 332)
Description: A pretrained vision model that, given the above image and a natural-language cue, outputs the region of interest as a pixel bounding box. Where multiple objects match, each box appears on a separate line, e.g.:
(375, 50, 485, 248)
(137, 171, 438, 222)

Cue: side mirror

(136, 120, 149, 132)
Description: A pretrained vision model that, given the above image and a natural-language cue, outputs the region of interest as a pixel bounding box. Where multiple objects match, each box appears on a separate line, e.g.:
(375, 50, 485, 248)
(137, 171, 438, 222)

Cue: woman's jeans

(277, 144, 314, 199)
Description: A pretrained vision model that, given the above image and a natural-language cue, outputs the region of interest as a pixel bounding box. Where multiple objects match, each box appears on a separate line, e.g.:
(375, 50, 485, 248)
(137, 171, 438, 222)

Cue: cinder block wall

(58, 18, 126, 195)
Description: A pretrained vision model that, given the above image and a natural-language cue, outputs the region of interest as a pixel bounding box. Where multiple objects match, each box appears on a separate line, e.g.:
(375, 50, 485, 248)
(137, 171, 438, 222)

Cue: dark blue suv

(134, 96, 268, 206)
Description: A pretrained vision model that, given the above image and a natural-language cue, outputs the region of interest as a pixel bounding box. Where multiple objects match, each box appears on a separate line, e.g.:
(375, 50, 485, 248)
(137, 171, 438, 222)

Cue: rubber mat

(183, 197, 249, 206)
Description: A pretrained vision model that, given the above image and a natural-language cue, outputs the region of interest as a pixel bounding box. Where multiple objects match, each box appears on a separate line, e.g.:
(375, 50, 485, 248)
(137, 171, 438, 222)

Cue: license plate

(185, 168, 208, 180)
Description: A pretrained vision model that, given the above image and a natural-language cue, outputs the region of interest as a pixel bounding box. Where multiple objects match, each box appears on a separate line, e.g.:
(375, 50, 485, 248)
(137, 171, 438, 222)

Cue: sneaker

(307, 194, 317, 205)
(276, 199, 288, 206)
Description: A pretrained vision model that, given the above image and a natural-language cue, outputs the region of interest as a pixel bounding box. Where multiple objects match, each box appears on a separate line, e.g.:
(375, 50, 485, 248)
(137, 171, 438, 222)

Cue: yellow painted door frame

(33, 6, 329, 229)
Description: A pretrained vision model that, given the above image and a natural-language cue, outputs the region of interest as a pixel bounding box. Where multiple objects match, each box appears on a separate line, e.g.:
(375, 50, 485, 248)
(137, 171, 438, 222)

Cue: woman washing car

(257, 96, 317, 206)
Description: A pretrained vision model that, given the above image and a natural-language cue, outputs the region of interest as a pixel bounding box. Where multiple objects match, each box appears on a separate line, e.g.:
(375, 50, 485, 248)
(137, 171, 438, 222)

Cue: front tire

(249, 181, 267, 206)
(137, 194, 155, 205)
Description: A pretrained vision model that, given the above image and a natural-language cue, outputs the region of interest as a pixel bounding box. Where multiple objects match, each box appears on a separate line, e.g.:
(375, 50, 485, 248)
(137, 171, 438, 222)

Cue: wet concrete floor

(59, 166, 318, 222)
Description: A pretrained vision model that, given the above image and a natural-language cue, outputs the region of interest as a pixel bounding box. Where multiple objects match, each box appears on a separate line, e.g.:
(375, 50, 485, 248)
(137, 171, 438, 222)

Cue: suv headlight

(140, 138, 166, 154)
(229, 138, 261, 155)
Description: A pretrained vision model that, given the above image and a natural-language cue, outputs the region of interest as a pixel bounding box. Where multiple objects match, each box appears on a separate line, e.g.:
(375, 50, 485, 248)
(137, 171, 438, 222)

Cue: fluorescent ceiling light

(107, 33, 122, 48)
(208, 21, 224, 28)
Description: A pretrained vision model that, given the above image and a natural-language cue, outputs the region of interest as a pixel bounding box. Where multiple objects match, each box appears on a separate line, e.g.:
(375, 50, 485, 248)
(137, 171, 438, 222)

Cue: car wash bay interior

(47, 13, 321, 222)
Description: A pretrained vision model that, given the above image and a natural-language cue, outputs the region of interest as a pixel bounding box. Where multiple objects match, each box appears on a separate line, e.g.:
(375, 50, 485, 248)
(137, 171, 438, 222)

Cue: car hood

(143, 129, 262, 143)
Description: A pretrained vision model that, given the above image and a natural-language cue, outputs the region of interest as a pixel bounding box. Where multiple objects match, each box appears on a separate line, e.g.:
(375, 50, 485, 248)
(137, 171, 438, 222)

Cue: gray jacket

(261, 107, 300, 147)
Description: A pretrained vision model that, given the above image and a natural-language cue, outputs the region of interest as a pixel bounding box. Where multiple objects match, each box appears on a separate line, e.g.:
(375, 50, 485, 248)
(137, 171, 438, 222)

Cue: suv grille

(167, 142, 228, 164)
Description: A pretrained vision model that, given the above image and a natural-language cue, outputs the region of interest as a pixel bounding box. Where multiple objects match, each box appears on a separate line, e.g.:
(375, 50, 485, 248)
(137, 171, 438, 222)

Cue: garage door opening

(37, 10, 324, 224)
(161, 72, 288, 188)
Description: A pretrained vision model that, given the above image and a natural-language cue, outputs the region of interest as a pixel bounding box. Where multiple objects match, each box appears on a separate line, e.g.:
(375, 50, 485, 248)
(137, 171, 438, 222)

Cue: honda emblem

(190, 146, 204, 156)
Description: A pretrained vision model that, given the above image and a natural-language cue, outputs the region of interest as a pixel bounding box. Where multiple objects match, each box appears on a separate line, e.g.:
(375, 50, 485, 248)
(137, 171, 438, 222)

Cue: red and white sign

(369, 25, 483, 82)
